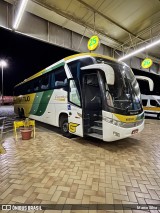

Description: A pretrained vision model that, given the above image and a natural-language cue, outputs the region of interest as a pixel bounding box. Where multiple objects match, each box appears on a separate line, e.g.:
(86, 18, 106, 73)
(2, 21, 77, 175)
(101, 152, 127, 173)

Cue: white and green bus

(14, 53, 144, 142)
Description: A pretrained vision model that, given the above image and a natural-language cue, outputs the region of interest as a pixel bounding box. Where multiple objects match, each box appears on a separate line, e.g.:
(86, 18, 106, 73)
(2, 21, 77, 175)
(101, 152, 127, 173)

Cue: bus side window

(21, 85, 26, 95)
(67, 61, 79, 79)
(54, 67, 67, 88)
(142, 99, 147, 106)
(67, 58, 94, 79)
(49, 66, 66, 89)
(33, 79, 40, 92)
(69, 80, 81, 106)
(50, 72, 55, 88)
(150, 100, 159, 107)
(26, 82, 33, 94)
(27, 85, 31, 94)
(41, 74, 50, 90)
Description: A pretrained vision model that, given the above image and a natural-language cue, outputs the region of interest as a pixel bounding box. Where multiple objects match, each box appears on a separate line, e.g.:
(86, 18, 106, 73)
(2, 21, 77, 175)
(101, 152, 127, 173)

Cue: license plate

(132, 129, 138, 134)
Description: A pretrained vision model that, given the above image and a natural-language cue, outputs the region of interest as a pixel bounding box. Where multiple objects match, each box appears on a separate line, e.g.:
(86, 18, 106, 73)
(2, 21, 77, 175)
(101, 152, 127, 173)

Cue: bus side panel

(37, 89, 68, 126)
(29, 92, 44, 115)
(29, 90, 55, 125)
(53, 89, 68, 127)
(14, 93, 36, 117)
(29, 89, 68, 126)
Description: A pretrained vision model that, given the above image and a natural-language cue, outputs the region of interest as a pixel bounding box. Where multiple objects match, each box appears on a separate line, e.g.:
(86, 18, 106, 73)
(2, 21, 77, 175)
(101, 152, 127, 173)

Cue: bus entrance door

(82, 73, 103, 139)
(68, 79, 83, 137)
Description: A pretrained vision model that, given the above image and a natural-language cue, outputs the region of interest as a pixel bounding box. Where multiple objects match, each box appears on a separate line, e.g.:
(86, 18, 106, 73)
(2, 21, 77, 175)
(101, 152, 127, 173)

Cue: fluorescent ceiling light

(118, 38, 160, 61)
(13, 0, 29, 30)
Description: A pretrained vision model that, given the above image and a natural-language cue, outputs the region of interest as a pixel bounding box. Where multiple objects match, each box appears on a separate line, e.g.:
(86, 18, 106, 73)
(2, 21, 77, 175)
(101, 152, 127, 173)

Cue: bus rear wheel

(18, 108, 25, 118)
(60, 117, 72, 138)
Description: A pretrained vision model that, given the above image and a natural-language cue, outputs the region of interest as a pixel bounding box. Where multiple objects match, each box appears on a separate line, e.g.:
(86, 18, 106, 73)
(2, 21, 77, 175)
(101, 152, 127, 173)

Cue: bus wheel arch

(59, 113, 72, 138)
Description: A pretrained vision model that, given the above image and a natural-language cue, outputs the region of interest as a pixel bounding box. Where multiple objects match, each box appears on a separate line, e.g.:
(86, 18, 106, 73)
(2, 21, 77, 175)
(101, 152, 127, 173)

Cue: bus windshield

(96, 58, 142, 114)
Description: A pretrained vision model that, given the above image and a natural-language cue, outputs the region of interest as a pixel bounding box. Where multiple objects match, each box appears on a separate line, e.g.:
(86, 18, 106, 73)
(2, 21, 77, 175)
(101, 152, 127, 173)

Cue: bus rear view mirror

(135, 76, 154, 91)
(81, 64, 115, 85)
(103, 65, 115, 85)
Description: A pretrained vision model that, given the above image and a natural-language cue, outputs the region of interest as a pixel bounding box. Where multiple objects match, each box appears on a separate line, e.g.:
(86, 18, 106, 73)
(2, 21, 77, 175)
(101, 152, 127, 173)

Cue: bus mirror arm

(63, 84, 68, 91)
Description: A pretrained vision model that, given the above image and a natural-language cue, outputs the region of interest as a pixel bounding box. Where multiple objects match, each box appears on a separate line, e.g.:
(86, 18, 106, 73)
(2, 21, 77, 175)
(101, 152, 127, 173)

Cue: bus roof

(15, 53, 122, 87)
(64, 52, 117, 62)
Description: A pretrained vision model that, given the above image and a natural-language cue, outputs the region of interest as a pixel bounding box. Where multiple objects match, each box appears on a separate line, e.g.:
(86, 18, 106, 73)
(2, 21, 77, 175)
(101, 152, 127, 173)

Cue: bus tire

(60, 116, 72, 138)
(157, 114, 160, 120)
(18, 108, 22, 118)
(21, 108, 25, 118)
(18, 108, 25, 118)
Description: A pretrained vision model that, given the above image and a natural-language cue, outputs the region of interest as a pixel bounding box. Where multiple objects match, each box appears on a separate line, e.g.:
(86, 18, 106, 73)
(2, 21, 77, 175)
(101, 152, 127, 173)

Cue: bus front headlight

(103, 116, 122, 127)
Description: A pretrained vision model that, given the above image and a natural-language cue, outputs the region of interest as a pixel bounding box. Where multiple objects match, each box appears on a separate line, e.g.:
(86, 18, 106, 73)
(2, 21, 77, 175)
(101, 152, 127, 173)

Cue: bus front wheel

(60, 117, 72, 138)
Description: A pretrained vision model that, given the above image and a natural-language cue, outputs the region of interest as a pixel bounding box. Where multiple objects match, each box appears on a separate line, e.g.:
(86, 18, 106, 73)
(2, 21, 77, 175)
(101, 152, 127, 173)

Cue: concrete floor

(0, 116, 160, 213)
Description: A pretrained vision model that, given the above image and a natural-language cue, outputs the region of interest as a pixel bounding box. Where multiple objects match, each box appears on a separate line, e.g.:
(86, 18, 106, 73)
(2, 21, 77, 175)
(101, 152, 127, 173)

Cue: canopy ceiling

(4, 0, 160, 61)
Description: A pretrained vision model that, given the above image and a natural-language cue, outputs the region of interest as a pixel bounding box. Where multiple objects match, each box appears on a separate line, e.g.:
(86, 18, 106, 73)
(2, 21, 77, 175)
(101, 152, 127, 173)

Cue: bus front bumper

(102, 119, 144, 142)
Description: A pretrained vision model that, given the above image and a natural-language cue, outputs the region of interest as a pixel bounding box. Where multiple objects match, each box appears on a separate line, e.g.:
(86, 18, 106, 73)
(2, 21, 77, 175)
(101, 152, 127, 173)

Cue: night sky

(0, 27, 76, 96)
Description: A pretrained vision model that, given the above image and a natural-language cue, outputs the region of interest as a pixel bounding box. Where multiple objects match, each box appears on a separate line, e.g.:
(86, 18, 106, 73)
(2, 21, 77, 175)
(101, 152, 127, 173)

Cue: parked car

(141, 94, 160, 119)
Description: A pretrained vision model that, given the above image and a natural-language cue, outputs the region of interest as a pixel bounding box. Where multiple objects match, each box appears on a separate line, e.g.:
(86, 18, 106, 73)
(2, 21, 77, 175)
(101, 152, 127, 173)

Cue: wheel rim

(62, 122, 68, 133)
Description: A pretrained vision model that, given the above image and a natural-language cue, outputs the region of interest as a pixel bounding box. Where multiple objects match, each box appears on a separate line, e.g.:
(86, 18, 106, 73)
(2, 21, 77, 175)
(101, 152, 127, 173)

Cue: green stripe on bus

(34, 90, 53, 116)
(43, 62, 65, 74)
(29, 92, 44, 115)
